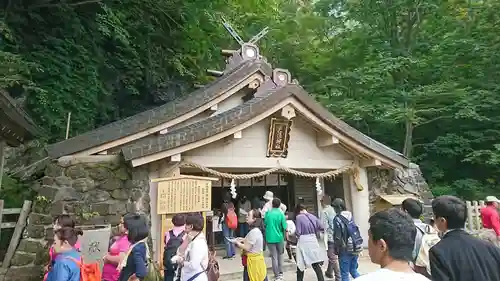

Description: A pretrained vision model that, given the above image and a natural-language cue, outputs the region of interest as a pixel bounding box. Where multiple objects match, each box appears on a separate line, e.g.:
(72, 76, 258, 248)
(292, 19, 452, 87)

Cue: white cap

(263, 191, 274, 201)
(485, 196, 500, 203)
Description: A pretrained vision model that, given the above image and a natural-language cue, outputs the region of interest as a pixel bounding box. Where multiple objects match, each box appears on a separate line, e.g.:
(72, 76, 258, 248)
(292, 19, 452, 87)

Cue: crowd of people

(221, 192, 500, 281)
(43, 190, 500, 281)
(44, 212, 212, 281)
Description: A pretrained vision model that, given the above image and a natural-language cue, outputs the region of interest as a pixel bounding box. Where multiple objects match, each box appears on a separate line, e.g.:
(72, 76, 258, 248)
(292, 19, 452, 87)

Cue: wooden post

(466, 201, 473, 232)
(65, 112, 72, 140)
(472, 201, 480, 231)
(0, 200, 4, 242)
(2, 200, 32, 269)
(0, 139, 5, 191)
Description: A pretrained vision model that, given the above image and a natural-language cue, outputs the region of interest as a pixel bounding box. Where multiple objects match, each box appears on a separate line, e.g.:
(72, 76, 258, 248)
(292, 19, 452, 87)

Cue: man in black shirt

(430, 195, 500, 281)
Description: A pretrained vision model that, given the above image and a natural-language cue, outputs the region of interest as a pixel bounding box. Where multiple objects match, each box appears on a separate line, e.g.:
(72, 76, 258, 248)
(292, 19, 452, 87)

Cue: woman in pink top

(102, 216, 132, 281)
(43, 215, 82, 281)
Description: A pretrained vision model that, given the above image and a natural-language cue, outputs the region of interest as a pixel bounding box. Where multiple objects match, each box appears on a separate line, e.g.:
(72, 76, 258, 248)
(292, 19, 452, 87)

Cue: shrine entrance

(194, 172, 292, 247)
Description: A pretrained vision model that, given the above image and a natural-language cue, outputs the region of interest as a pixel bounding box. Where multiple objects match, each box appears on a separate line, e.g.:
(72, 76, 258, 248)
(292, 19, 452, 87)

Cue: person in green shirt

(264, 198, 287, 281)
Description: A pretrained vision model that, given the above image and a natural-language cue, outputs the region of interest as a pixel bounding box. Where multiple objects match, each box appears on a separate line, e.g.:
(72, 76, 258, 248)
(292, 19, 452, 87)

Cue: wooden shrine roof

(122, 83, 408, 168)
(47, 60, 272, 158)
(0, 91, 40, 146)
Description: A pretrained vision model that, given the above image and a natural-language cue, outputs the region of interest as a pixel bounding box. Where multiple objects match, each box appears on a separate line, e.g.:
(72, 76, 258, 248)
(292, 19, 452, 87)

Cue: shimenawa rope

(176, 160, 354, 180)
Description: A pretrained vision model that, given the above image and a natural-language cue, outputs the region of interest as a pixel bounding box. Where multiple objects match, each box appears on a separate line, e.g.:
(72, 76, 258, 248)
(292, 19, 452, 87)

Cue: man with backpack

(220, 196, 238, 259)
(332, 198, 362, 281)
(401, 198, 440, 278)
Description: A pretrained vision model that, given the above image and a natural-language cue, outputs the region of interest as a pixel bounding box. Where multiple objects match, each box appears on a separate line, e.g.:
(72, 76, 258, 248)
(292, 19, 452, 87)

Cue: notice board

(155, 176, 215, 214)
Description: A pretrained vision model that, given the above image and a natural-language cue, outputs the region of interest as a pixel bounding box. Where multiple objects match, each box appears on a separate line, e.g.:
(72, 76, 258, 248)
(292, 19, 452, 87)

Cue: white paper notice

(212, 216, 222, 232)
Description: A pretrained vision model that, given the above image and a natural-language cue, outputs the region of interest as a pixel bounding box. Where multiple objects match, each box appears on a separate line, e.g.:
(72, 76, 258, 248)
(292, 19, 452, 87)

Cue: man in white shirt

(355, 208, 430, 281)
(261, 191, 287, 217)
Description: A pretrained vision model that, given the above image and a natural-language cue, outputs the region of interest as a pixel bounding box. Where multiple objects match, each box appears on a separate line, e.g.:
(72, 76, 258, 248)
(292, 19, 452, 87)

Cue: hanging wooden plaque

(266, 117, 293, 158)
(153, 175, 217, 215)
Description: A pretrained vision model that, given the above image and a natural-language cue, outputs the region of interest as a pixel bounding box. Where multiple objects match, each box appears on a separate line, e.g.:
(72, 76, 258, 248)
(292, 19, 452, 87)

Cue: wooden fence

(0, 200, 32, 270)
(465, 200, 486, 233)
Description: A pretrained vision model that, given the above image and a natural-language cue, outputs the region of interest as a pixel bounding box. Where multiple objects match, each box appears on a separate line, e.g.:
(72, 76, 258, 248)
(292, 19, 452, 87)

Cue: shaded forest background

(1, 0, 500, 200)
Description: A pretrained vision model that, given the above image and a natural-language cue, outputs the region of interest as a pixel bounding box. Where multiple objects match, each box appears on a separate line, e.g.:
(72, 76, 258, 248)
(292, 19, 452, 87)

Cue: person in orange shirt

(479, 196, 500, 246)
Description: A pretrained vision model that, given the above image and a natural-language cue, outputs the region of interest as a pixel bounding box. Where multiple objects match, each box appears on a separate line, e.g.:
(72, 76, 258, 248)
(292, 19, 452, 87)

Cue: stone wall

(3, 156, 150, 281)
(368, 162, 434, 217)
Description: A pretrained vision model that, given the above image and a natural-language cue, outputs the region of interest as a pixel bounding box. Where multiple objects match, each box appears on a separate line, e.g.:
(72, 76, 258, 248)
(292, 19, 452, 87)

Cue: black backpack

(163, 230, 185, 272)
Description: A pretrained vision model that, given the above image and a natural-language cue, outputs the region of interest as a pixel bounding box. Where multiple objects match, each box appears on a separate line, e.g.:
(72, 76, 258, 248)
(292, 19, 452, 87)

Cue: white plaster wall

(342, 174, 353, 212)
(348, 168, 370, 248)
(183, 117, 353, 169)
(148, 169, 161, 261)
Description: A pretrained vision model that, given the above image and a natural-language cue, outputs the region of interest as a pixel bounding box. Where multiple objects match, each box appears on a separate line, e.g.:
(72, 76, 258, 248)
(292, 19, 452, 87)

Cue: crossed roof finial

(221, 16, 269, 46)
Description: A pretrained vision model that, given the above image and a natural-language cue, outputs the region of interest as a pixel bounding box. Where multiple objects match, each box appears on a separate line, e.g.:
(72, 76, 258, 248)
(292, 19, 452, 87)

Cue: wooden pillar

(155, 162, 181, 263)
(0, 139, 6, 191)
(349, 164, 370, 248)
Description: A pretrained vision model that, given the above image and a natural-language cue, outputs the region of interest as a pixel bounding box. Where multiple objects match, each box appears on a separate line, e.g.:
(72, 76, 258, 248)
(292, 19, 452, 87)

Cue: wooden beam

(317, 133, 339, 147)
(248, 79, 261, 89)
(2, 208, 21, 215)
(0, 139, 5, 191)
(2, 200, 31, 269)
(221, 49, 236, 56)
(0, 222, 16, 229)
(281, 104, 296, 120)
(170, 153, 181, 162)
(360, 158, 382, 167)
(233, 131, 242, 139)
(0, 200, 4, 243)
(207, 69, 224, 77)
(151, 175, 219, 183)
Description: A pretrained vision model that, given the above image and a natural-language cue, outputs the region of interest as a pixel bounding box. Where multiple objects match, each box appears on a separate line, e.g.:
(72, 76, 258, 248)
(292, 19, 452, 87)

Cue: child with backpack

(163, 214, 186, 281)
(44, 215, 83, 281)
(46, 227, 84, 281)
(332, 199, 362, 281)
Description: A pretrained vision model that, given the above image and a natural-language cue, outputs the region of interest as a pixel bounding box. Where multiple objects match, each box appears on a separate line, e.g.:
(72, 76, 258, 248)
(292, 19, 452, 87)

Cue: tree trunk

(403, 118, 413, 158)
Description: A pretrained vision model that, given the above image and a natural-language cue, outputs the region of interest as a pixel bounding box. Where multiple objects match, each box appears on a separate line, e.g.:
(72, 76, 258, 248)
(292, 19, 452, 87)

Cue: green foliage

(0, 175, 35, 208)
(1, 0, 500, 200)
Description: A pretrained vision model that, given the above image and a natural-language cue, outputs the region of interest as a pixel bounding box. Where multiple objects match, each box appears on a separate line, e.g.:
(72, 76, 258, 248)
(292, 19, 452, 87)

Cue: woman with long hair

(46, 227, 83, 281)
(294, 203, 326, 281)
(234, 209, 267, 281)
(117, 213, 150, 281)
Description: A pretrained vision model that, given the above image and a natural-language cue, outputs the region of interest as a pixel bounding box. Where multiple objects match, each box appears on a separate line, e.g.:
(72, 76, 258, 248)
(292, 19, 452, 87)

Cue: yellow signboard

(154, 175, 217, 215)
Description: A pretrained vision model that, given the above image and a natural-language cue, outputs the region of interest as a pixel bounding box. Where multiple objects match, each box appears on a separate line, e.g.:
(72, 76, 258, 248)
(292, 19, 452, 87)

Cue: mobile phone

(225, 237, 237, 243)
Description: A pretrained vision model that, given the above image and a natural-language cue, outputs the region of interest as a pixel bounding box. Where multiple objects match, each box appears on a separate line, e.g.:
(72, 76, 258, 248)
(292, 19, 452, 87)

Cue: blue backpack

(337, 215, 363, 252)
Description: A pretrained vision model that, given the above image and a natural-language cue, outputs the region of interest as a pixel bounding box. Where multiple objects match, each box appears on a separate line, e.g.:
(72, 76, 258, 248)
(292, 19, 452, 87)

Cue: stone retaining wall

(2, 156, 150, 281)
(367, 162, 433, 216)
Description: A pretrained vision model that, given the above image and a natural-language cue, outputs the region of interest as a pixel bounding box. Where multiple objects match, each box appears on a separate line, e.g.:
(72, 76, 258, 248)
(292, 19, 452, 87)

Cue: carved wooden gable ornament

(266, 117, 293, 158)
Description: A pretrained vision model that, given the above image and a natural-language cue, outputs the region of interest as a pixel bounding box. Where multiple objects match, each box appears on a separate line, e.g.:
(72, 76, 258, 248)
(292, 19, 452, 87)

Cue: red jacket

(480, 205, 500, 236)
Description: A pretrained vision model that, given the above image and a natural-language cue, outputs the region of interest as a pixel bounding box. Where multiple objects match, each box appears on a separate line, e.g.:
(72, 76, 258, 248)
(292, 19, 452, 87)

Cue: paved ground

(218, 250, 380, 281)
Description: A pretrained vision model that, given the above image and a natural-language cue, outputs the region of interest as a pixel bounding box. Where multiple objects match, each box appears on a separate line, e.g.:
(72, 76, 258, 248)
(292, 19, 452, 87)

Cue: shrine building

(45, 39, 408, 257)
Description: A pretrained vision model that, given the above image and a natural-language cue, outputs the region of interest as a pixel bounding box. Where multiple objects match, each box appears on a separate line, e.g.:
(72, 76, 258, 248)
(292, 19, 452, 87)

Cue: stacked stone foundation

(2, 156, 150, 281)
